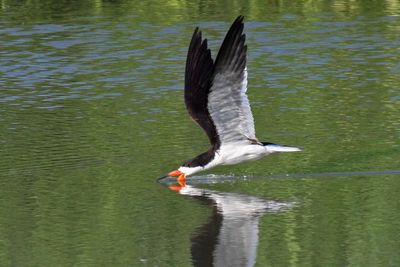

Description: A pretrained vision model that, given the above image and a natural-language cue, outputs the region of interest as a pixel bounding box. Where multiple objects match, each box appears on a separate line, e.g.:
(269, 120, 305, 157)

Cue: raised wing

(184, 28, 220, 147)
(207, 16, 256, 144)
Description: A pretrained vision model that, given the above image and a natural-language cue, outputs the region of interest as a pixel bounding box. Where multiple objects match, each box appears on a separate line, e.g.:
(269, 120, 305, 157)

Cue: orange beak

(168, 169, 186, 187)
(168, 170, 182, 177)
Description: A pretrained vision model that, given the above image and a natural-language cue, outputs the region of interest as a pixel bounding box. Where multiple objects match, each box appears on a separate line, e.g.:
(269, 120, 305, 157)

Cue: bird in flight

(160, 16, 301, 186)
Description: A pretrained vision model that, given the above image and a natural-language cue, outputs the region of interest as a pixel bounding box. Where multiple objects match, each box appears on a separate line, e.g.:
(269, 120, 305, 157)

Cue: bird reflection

(168, 183, 295, 267)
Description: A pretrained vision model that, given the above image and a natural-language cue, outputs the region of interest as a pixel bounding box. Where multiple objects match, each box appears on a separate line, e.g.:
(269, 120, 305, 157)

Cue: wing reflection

(172, 185, 295, 267)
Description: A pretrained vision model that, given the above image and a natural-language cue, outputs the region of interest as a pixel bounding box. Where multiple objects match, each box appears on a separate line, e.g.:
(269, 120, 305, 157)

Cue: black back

(182, 148, 215, 167)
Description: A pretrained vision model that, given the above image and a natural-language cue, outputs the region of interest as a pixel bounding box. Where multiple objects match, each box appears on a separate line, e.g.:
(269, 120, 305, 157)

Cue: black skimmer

(161, 16, 302, 185)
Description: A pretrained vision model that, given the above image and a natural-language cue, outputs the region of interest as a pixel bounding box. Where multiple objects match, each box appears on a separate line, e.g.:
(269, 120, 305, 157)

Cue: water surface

(1, 0, 400, 266)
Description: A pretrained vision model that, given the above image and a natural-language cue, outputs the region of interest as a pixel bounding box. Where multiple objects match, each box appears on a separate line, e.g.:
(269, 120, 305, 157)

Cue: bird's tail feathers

(263, 143, 302, 152)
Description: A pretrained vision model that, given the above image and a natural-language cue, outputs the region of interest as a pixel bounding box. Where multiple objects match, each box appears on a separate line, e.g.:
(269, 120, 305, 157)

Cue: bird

(160, 16, 302, 186)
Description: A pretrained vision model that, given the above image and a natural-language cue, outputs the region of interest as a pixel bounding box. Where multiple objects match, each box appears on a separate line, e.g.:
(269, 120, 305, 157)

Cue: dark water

(1, 1, 400, 266)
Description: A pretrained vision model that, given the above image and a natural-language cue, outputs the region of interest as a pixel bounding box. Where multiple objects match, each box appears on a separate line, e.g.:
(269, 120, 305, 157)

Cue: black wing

(184, 27, 220, 147)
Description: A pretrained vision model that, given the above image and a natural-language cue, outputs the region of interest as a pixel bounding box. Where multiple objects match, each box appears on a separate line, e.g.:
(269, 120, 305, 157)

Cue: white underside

(178, 142, 301, 176)
(216, 143, 269, 166)
(215, 142, 301, 166)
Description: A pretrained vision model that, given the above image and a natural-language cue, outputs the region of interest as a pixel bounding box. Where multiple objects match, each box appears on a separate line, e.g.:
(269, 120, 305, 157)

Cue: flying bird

(160, 16, 301, 185)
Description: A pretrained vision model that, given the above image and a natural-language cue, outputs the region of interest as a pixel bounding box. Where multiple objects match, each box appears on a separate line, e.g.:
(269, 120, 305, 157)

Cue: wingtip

(235, 15, 245, 23)
(232, 15, 245, 30)
(192, 27, 201, 39)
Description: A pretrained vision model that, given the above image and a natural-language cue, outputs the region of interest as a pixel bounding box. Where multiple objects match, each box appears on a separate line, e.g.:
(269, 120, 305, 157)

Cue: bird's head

(167, 169, 186, 182)
(158, 166, 203, 185)
(167, 166, 203, 179)
(162, 166, 202, 191)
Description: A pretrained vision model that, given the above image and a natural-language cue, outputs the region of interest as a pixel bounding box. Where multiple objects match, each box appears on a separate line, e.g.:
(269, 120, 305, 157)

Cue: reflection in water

(168, 183, 295, 267)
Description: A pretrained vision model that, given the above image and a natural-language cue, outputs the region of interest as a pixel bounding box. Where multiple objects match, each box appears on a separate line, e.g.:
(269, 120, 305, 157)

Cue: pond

(1, 0, 399, 266)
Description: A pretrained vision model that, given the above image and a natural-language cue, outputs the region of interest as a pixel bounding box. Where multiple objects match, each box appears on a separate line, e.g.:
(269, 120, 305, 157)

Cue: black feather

(184, 28, 220, 148)
(183, 16, 248, 167)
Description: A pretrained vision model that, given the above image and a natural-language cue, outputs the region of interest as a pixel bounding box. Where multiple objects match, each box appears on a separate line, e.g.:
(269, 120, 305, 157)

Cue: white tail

(265, 144, 302, 152)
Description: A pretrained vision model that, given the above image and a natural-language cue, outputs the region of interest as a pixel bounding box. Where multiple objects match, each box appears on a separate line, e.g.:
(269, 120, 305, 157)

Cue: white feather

(208, 68, 256, 144)
(265, 144, 302, 152)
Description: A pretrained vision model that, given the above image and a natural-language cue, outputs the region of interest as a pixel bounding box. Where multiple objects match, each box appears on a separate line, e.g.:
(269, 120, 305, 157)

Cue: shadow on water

(159, 179, 295, 267)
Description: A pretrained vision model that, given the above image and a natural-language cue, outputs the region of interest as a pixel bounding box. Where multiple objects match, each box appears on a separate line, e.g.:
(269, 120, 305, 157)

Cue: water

(1, 1, 400, 266)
